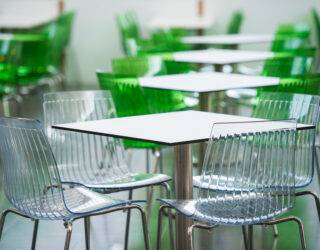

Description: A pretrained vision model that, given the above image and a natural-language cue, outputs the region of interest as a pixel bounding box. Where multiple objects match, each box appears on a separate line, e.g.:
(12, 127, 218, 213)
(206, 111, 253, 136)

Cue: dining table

(139, 71, 280, 113)
(148, 16, 214, 34)
(167, 48, 277, 69)
(52, 110, 314, 250)
(182, 33, 275, 46)
(0, 13, 57, 30)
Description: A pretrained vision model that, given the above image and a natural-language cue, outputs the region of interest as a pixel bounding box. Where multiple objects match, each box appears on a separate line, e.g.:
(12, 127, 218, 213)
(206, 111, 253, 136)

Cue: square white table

(148, 16, 214, 31)
(52, 110, 314, 250)
(0, 13, 57, 30)
(139, 72, 280, 112)
(182, 34, 275, 45)
(170, 48, 276, 66)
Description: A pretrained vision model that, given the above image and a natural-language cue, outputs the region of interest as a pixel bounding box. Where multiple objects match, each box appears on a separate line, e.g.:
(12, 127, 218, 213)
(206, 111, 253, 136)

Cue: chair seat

(60, 170, 171, 193)
(194, 175, 309, 190)
(159, 196, 289, 226)
(64, 186, 141, 215)
(14, 186, 143, 220)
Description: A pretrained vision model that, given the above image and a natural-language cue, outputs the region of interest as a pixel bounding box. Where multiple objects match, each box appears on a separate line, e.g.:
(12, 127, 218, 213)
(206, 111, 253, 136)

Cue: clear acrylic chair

(194, 92, 320, 232)
(157, 121, 305, 250)
(0, 117, 150, 250)
(43, 90, 173, 250)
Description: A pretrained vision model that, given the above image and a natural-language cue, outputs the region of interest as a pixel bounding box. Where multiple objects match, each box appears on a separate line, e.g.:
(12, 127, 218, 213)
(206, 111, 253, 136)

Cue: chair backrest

(0, 36, 21, 85)
(198, 121, 297, 224)
(0, 117, 70, 220)
(112, 56, 167, 77)
(13, 34, 51, 81)
(43, 90, 131, 185)
(226, 11, 244, 35)
(271, 23, 310, 52)
(252, 92, 320, 187)
(261, 48, 316, 78)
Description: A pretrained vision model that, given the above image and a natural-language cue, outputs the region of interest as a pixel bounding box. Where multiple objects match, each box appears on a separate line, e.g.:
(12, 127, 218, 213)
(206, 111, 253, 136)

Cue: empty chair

(0, 117, 150, 250)
(157, 121, 303, 250)
(43, 90, 172, 250)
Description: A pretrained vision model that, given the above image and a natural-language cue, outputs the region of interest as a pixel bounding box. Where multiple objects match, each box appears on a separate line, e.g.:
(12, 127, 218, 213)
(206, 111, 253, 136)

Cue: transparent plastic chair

(43, 90, 172, 249)
(43, 90, 171, 191)
(157, 121, 306, 250)
(194, 92, 320, 189)
(0, 117, 150, 250)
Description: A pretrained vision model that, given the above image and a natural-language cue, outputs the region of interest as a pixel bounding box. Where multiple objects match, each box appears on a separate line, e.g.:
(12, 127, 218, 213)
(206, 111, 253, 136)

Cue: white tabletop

(52, 111, 313, 146)
(0, 14, 57, 29)
(182, 34, 275, 45)
(172, 49, 275, 65)
(148, 16, 214, 30)
(139, 72, 280, 93)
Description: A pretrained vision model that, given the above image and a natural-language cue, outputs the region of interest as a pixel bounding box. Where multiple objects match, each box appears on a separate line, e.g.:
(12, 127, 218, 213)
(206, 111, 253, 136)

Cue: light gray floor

(0, 84, 320, 250)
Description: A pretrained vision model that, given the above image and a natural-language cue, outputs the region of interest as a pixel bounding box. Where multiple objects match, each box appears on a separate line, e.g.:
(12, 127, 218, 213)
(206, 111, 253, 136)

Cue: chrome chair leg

(84, 217, 90, 250)
(262, 216, 306, 250)
(161, 183, 174, 250)
(146, 151, 160, 220)
(242, 226, 249, 250)
(156, 205, 171, 250)
(31, 219, 39, 250)
(124, 190, 133, 250)
(133, 205, 151, 250)
(248, 225, 253, 250)
(0, 208, 31, 239)
(296, 190, 320, 221)
(187, 223, 216, 250)
(272, 224, 279, 237)
(64, 221, 73, 250)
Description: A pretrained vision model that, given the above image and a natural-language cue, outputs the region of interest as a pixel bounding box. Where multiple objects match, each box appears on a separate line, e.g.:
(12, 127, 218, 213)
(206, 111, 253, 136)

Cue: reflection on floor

(0, 85, 320, 250)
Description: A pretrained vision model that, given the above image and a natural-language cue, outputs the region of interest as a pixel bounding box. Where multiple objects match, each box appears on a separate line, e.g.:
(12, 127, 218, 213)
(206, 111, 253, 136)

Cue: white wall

(2, 0, 320, 87)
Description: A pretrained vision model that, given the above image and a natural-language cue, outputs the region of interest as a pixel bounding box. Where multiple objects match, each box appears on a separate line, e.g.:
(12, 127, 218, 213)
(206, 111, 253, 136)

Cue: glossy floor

(0, 85, 319, 250)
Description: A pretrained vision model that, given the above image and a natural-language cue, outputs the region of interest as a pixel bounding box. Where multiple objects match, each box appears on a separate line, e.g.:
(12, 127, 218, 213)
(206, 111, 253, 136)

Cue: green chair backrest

(261, 47, 316, 78)
(0, 36, 21, 94)
(112, 56, 167, 77)
(125, 10, 141, 40)
(13, 34, 51, 84)
(311, 9, 320, 47)
(111, 56, 186, 112)
(226, 11, 244, 35)
(97, 73, 151, 149)
(271, 23, 310, 52)
(116, 12, 141, 54)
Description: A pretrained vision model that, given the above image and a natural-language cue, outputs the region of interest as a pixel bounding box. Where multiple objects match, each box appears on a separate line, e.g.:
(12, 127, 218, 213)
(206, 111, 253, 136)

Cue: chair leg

(84, 217, 90, 250)
(296, 190, 320, 222)
(124, 190, 133, 250)
(156, 205, 168, 250)
(272, 224, 279, 237)
(0, 208, 31, 240)
(242, 226, 249, 250)
(64, 221, 73, 250)
(31, 220, 39, 250)
(187, 223, 216, 250)
(132, 206, 151, 250)
(262, 216, 306, 250)
(161, 183, 174, 250)
(248, 225, 253, 250)
(146, 151, 160, 221)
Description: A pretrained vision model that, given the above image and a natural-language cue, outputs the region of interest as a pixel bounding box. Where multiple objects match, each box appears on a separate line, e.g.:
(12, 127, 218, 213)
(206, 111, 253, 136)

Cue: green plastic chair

(226, 11, 244, 35)
(13, 34, 51, 86)
(271, 23, 311, 52)
(116, 12, 141, 55)
(0, 37, 21, 96)
(107, 56, 188, 149)
(97, 72, 186, 149)
(256, 74, 320, 99)
(15, 11, 75, 86)
(261, 47, 316, 77)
